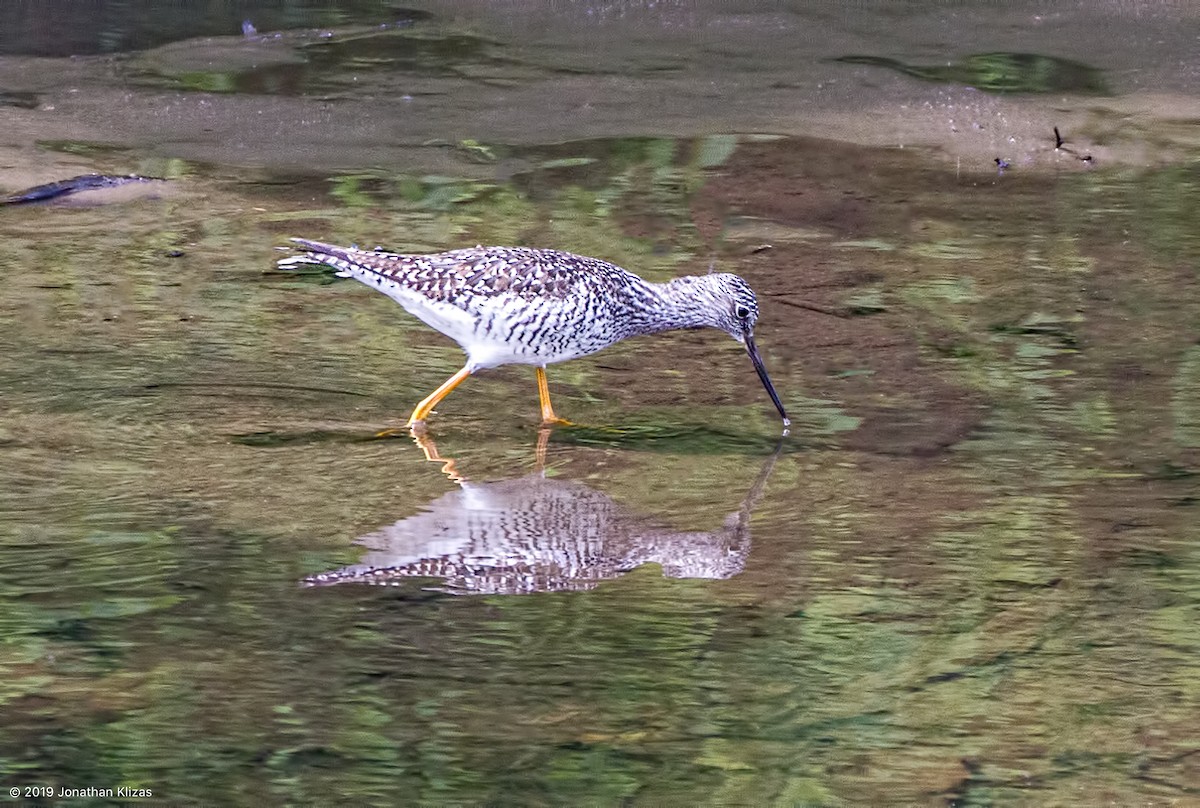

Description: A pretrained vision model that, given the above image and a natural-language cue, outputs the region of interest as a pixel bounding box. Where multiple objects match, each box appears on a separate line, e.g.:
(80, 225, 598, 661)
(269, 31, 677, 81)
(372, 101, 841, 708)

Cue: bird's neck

(629, 276, 722, 334)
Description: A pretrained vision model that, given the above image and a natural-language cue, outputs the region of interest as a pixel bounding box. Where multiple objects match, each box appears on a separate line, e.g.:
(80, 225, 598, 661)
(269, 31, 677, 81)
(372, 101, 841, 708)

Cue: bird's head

(671, 272, 761, 340)
(671, 273, 789, 428)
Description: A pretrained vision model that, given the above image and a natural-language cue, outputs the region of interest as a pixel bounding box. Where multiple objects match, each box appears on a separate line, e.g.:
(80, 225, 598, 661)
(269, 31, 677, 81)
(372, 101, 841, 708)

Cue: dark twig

(770, 297, 854, 318)
(1052, 126, 1094, 165)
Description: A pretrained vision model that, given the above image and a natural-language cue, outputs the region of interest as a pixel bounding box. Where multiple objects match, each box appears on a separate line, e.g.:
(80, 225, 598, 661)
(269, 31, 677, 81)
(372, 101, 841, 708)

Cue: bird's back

(282, 239, 631, 300)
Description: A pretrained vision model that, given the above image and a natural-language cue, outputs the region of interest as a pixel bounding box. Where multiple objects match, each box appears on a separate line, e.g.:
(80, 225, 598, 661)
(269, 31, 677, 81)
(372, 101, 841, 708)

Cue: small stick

(770, 297, 853, 318)
(1052, 126, 1094, 164)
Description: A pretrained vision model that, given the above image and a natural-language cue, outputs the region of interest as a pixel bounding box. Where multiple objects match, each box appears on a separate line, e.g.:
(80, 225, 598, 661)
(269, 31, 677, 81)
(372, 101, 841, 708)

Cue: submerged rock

(3, 173, 166, 205)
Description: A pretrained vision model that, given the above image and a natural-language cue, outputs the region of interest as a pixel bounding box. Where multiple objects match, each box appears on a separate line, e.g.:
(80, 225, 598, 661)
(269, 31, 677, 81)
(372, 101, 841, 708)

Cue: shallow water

(2, 3, 1199, 806)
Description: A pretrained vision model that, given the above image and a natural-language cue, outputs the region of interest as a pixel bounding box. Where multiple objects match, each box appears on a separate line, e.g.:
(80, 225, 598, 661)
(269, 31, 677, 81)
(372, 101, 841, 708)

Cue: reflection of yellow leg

(535, 427, 551, 470)
(407, 366, 471, 426)
(537, 367, 571, 426)
(410, 429, 464, 482)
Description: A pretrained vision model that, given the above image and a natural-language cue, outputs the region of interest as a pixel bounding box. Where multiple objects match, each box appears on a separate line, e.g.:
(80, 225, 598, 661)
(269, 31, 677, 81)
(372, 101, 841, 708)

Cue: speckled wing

(279, 239, 623, 309)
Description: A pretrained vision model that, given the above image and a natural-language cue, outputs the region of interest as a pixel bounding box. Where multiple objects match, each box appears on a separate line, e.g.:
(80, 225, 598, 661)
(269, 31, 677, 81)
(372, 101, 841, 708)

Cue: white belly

(358, 273, 604, 371)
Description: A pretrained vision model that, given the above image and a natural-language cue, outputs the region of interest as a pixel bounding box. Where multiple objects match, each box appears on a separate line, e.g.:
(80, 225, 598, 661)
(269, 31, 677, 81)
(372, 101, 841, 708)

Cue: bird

(275, 238, 790, 429)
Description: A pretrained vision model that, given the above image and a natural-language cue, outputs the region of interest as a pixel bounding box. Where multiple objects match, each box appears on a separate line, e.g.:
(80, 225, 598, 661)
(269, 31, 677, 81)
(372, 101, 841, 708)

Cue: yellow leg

(407, 366, 472, 426)
(536, 367, 572, 426)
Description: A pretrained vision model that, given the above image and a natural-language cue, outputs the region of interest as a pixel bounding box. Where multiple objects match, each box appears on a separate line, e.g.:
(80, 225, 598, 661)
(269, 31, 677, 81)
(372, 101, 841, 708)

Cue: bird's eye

(735, 305, 751, 319)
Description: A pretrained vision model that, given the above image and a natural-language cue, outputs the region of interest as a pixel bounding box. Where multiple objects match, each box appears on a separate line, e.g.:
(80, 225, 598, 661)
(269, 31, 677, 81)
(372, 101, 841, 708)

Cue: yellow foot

(374, 418, 427, 439)
(539, 416, 574, 428)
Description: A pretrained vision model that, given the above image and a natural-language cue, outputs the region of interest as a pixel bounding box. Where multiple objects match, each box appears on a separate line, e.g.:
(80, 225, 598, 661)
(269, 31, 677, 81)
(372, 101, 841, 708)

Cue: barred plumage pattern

(302, 472, 761, 595)
(275, 238, 791, 426)
(277, 239, 759, 370)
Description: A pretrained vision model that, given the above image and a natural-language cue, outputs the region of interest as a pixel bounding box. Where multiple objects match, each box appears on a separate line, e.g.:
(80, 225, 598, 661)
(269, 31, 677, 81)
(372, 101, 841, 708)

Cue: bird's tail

(275, 238, 365, 276)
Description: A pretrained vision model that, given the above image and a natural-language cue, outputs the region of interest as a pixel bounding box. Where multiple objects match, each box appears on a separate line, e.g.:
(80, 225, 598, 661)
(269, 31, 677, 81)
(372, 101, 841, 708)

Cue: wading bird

(277, 239, 790, 429)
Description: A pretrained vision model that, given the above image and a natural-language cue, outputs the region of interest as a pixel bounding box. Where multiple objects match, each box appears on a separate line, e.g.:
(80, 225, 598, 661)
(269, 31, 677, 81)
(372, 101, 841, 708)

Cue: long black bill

(744, 333, 790, 428)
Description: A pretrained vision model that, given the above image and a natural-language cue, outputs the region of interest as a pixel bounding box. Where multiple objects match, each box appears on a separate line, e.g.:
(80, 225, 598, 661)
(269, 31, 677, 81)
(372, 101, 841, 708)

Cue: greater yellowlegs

(276, 239, 790, 428)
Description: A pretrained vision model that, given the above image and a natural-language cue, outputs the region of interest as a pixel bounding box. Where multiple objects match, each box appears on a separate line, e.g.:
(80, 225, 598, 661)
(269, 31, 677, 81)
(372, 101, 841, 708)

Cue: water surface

(1, 3, 1199, 805)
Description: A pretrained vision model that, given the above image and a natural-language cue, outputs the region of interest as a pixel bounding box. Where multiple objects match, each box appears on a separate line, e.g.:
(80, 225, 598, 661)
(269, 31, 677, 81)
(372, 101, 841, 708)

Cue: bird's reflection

(304, 431, 780, 594)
